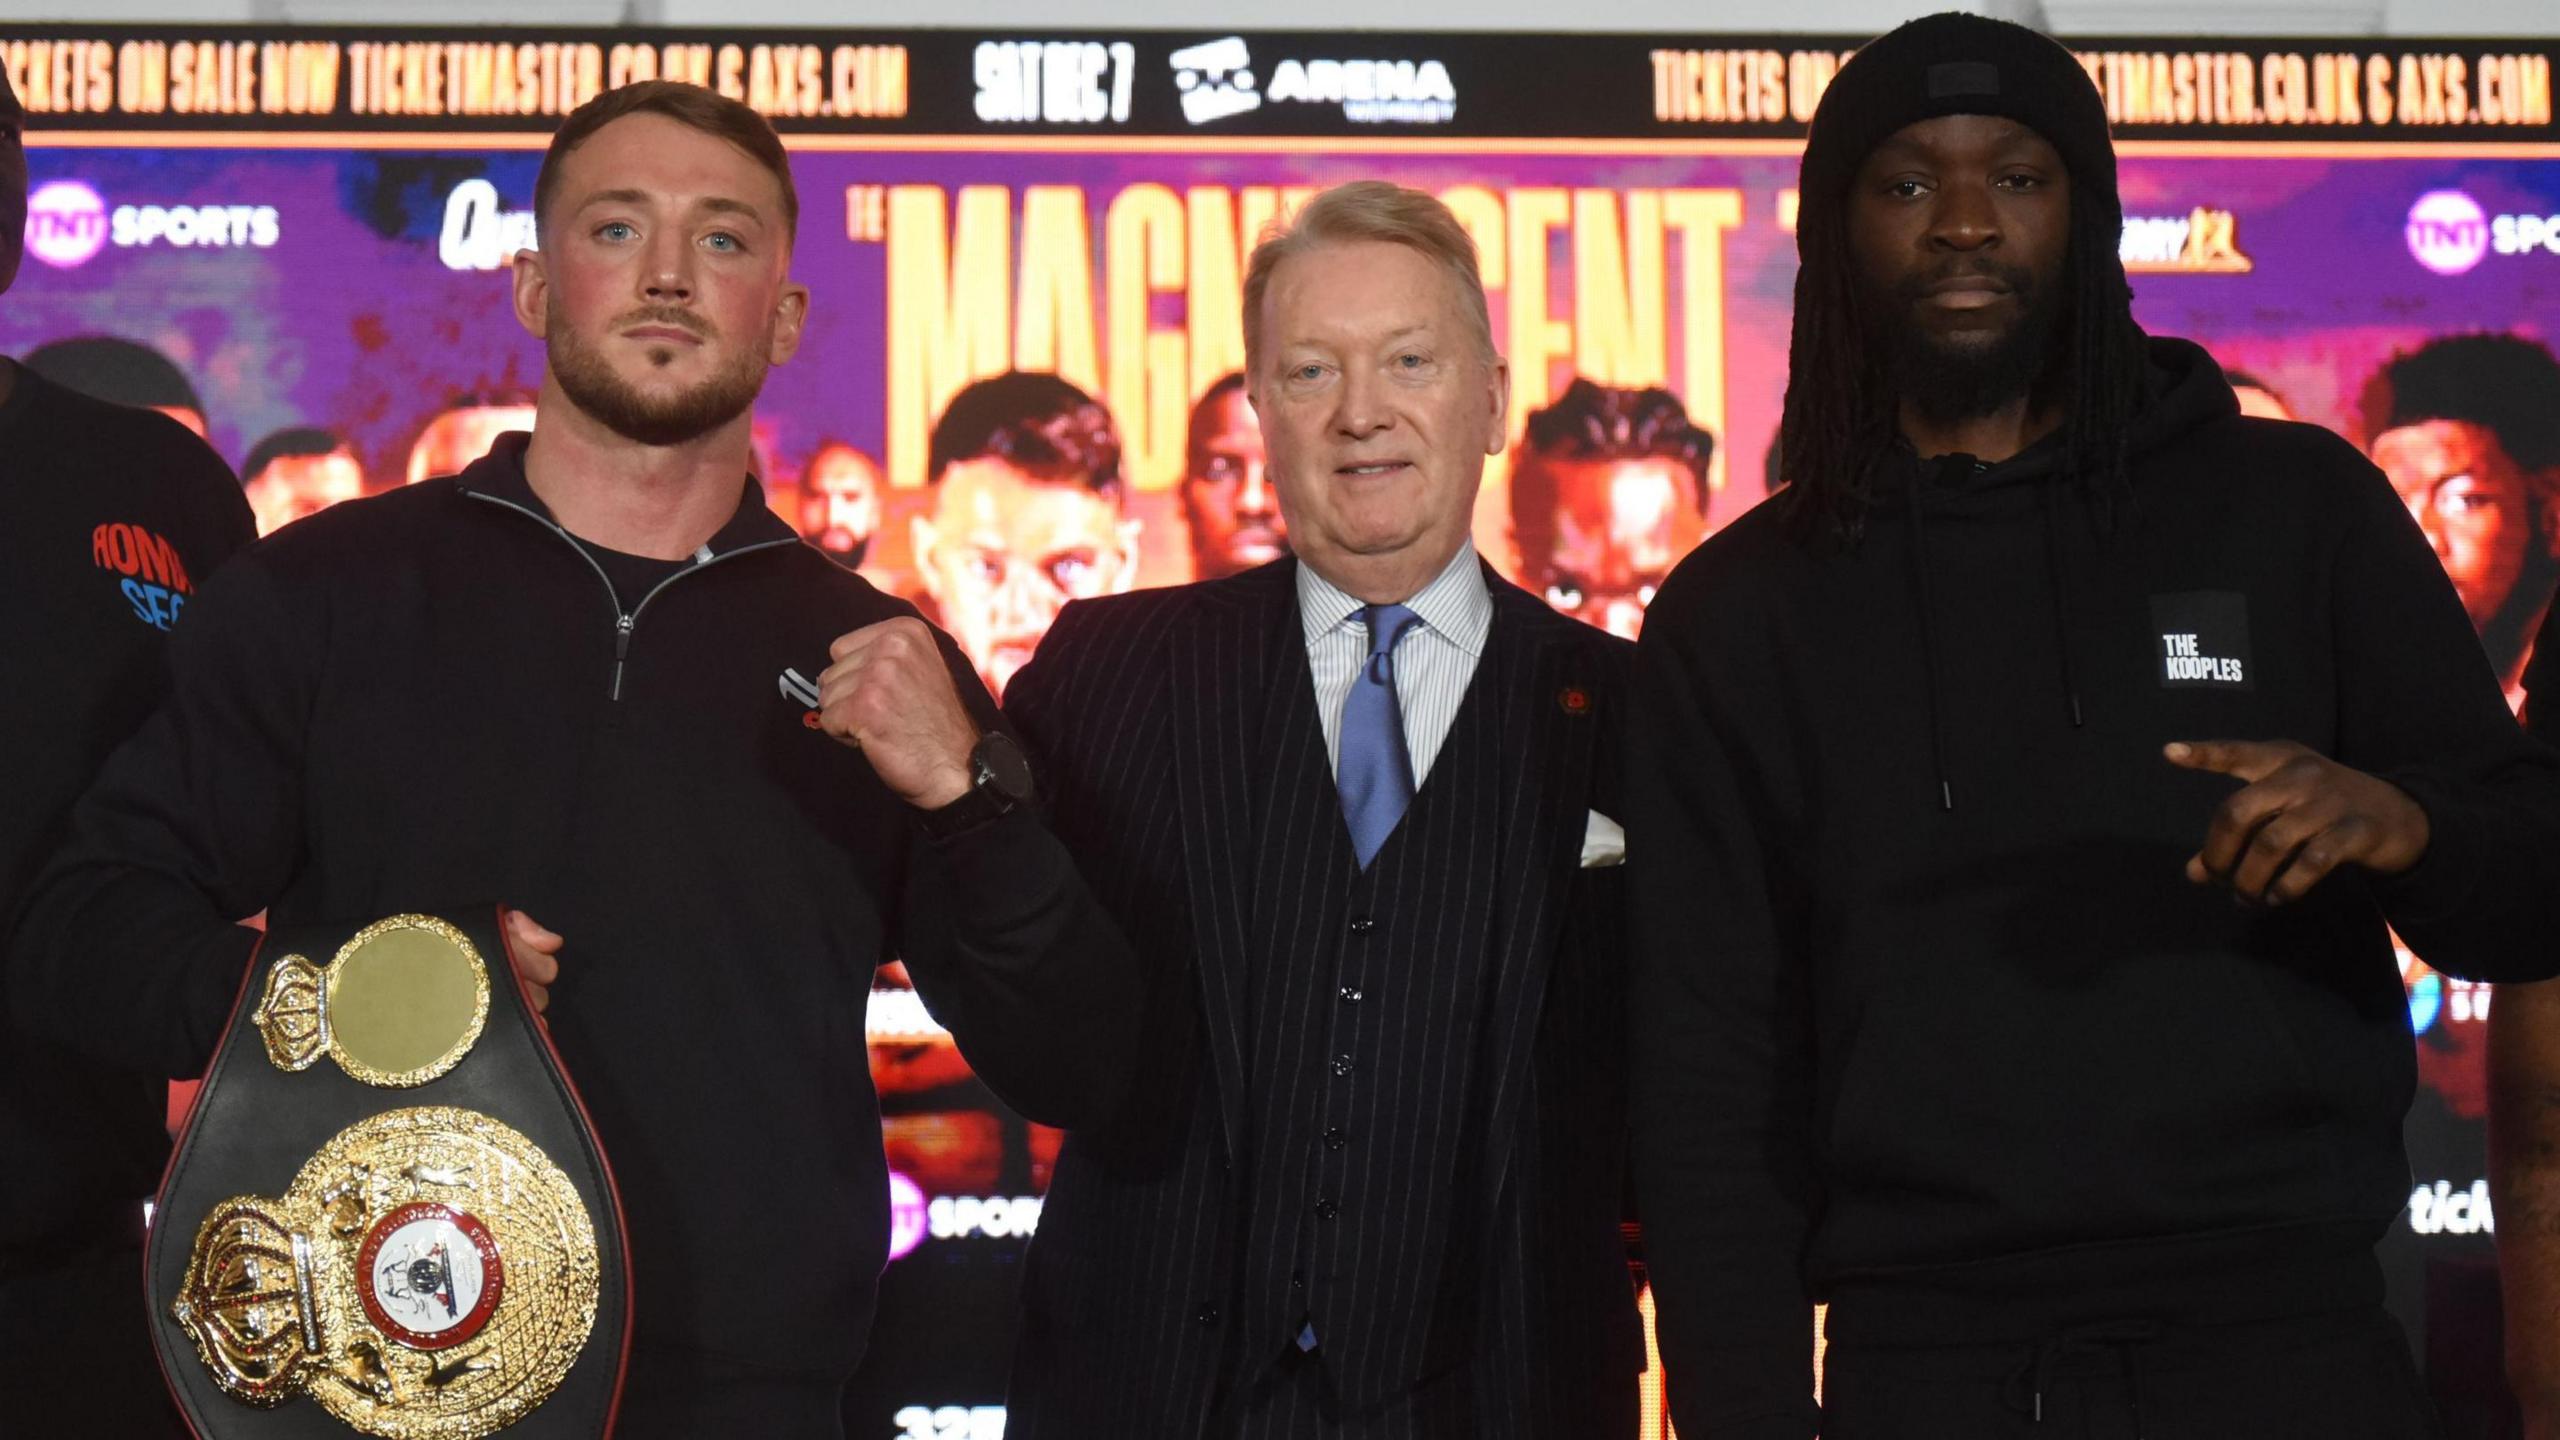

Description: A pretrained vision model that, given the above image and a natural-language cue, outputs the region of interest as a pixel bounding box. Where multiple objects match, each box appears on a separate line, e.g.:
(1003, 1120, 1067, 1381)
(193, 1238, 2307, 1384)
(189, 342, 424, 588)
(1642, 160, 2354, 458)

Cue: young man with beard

(0, 68, 256, 1437)
(8, 82, 1132, 1435)
(1625, 15, 2560, 1436)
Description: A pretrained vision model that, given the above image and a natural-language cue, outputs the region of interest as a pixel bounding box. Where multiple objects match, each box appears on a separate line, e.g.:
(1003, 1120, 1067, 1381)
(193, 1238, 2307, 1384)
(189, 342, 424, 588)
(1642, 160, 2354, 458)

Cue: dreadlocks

(1777, 191, 2145, 543)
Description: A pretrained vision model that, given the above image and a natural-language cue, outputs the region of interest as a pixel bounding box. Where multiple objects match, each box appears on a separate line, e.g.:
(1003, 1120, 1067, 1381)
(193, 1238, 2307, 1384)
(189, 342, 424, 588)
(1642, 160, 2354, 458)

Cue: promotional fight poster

(5, 25, 2554, 1438)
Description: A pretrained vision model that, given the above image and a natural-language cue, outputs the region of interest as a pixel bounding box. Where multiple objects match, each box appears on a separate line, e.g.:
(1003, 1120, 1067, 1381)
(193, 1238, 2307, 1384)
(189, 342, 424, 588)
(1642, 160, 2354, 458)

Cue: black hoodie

(6, 437, 1136, 1407)
(1627, 338, 2560, 1439)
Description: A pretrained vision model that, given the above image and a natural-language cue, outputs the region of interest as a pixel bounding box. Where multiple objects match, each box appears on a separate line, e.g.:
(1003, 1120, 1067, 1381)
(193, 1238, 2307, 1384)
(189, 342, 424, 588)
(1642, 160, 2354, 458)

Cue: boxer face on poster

(405, 394, 540, 483)
(913, 372, 1138, 699)
(1524, 456, 1701, 638)
(241, 428, 366, 536)
(513, 111, 807, 453)
(1251, 238, 1508, 597)
(801, 440, 882, 564)
(1508, 379, 1714, 639)
(916, 458, 1138, 697)
(1179, 376, 1285, 579)
(2360, 334, 2560, 692)
(2374, 420, 2556, 634)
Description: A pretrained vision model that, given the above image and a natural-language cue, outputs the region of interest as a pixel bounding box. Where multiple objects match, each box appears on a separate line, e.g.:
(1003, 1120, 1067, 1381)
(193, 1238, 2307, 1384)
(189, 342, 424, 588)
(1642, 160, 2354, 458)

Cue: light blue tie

(1337, 602, 1422, 869)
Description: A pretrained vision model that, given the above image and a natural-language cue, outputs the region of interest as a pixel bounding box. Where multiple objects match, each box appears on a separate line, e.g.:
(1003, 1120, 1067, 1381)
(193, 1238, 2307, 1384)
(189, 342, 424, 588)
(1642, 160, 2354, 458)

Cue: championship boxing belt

(148, 910, 631, 1439)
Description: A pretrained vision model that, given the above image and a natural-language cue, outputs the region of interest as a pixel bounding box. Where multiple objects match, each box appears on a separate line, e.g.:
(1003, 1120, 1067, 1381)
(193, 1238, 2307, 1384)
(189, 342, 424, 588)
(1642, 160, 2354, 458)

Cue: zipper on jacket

(464, 490, 800, 700)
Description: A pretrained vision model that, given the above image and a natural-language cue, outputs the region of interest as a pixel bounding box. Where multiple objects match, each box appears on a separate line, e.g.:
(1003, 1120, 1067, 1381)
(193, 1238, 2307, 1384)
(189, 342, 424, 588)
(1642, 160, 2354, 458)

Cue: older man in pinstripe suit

(998, 181, 1642, 1438)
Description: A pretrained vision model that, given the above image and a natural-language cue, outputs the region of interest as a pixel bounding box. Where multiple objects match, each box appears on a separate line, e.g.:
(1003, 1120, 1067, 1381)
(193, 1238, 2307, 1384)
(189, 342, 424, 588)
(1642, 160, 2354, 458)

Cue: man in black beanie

(1627, 12, 2560, 1437)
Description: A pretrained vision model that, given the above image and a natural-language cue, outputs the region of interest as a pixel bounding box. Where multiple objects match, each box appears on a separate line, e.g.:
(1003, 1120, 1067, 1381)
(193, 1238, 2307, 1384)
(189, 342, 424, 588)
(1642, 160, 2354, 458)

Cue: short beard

(548, 301, 770, 448)
(1873, 259, 2063, 424)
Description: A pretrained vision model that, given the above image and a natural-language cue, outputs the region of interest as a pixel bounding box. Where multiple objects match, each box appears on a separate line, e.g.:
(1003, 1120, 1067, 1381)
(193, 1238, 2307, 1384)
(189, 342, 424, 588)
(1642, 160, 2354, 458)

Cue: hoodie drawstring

(2000, 1319, 2161, 1438)
(1904, 458, 1958, 812)
(2036, 477, 2088, 729)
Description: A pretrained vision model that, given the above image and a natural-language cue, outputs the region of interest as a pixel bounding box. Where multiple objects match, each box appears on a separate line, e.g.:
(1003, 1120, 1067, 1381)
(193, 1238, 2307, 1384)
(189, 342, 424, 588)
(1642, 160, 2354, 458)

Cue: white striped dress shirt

(1298, 542, 1492, 785)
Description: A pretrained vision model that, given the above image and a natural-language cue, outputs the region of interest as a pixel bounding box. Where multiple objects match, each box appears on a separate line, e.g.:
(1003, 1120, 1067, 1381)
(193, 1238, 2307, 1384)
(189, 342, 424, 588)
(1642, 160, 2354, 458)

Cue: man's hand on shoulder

(2166, 738, 2431, 905)
(818, 617, 978, 811)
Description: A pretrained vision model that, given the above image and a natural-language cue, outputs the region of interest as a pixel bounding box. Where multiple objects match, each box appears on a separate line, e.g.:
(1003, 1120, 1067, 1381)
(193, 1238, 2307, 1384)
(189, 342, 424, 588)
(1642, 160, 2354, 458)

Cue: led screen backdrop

(4, 24, 2554, 1438)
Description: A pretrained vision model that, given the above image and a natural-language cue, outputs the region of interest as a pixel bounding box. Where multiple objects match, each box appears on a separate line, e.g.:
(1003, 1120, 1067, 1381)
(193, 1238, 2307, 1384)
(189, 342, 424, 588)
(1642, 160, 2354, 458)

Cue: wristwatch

(914, 731, 1036, 842)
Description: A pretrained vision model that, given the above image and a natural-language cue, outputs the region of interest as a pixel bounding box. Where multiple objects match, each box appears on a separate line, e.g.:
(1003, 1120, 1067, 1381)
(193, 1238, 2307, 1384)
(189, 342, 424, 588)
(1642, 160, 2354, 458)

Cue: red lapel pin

(1558, 685, 1592, 717)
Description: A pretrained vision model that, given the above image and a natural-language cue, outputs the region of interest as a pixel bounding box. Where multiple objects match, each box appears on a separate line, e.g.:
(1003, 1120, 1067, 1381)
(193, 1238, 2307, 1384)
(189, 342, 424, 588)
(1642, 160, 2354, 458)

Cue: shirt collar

(1296, 541, 1492, 659)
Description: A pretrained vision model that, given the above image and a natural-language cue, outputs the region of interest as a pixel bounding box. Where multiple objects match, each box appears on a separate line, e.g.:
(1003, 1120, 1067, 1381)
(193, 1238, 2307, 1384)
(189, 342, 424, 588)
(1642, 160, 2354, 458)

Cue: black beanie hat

(1798, 13, 2119, 257)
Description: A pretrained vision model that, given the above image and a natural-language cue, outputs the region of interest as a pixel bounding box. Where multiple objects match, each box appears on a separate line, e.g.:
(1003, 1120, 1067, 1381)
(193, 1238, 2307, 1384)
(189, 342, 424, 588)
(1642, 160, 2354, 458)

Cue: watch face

(973, 731, 1036, 803)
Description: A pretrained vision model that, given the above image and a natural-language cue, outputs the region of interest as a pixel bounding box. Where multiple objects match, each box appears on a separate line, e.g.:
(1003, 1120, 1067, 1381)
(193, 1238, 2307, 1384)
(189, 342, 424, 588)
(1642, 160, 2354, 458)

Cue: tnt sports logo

(26, 180, 108, 268)
(885, 1170, 929, 1262)
(22, 181, 278, 269)
(2407, 190, 2492, 275)
(1172, 37, 1261, 124)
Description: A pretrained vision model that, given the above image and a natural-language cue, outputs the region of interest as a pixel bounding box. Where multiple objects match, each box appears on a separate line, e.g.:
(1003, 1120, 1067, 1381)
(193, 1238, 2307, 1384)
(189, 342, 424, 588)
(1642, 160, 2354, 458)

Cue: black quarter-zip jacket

(1627, 338, 2560, 1439)
(6, 434, 1137, 1392)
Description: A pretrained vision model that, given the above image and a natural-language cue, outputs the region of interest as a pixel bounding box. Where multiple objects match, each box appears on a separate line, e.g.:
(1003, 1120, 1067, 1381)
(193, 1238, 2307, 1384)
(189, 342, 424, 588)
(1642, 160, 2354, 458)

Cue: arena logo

(2407, 1178, 2494, 1237)
(1170, 36, 1457, 125)
(25, 179, 108, 268)
(2118, 207, 2254, 274)
(1170, 37, 1260, 124)
(438, 179, 538, 273)
(926, 1193, 1043, 1240)
(1269, 55, 1458, 125)
(973, 39, 1136, 125)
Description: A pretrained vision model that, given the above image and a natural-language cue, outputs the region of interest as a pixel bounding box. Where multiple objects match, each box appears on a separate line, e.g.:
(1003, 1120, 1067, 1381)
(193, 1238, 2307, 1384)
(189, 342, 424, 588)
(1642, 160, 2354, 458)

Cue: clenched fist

(818, 617, 979, 810)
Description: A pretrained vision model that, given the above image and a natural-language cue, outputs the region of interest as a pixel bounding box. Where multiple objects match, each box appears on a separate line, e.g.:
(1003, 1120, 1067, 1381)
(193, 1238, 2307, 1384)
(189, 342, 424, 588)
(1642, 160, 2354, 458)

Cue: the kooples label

(2151, 591, 2254, 691)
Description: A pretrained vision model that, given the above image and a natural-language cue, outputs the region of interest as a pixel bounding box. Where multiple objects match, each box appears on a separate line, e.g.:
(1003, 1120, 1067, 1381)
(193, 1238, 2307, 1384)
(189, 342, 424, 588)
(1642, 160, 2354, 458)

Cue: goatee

(1874, 260, 2063, 424)
(549, 302, 770, 447)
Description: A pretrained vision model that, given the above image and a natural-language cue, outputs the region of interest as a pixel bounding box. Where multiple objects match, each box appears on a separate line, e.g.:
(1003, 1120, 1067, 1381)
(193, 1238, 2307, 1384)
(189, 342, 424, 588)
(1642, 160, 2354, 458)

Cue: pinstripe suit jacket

(1000, 557, 1643, 1437)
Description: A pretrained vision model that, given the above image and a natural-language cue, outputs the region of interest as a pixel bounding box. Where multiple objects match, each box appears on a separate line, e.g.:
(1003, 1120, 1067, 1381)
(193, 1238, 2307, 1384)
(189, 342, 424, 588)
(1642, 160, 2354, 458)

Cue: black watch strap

(915, 732, 1034, 843)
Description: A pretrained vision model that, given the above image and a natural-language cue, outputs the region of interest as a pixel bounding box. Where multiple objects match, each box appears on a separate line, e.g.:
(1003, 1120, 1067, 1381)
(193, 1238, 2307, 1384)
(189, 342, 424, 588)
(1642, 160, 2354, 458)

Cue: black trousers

(1821, 1305, 2441, 1439)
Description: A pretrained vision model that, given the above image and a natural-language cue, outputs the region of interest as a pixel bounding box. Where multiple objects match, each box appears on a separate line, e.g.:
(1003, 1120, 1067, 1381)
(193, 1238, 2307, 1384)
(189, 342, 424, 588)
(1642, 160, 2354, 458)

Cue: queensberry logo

(2118, 207, 2253, 274)
(438, 179, 538, 273)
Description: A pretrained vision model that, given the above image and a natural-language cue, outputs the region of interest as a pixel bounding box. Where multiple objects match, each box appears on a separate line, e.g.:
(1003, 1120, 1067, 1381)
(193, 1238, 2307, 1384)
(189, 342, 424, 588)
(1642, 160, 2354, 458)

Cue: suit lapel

(1168, 561, 1302, 1163)
(1464, 578, 1604, 1228)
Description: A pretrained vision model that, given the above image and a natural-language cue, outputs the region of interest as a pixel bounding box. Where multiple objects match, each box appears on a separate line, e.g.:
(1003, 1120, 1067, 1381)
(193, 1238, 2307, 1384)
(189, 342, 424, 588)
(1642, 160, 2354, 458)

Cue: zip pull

(611, 613, 634, 701)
